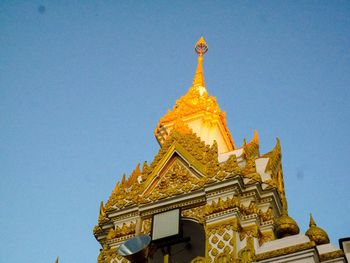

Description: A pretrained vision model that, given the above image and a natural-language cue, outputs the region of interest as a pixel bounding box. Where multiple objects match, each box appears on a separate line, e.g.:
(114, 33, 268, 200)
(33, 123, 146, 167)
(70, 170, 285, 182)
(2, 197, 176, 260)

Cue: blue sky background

(1, 1, 349, 262)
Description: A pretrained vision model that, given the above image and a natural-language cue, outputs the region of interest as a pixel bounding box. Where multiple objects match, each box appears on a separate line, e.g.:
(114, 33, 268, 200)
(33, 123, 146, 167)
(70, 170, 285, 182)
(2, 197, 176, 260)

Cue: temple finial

(253, 129, 259, 144)
(193, 36, 208, 89)
(309, 213, 316, 227)
(195, 36, 208, 55)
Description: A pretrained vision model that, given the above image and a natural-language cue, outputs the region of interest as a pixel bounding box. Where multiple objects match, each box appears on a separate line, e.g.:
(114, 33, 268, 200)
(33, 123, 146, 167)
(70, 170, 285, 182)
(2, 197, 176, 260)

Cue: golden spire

(309, 213, 316, 227)
(192, 36, 208, 89)
(274, 196, 300, 238)
(305, 213, 330, 245)
(154, 37, 235, 152)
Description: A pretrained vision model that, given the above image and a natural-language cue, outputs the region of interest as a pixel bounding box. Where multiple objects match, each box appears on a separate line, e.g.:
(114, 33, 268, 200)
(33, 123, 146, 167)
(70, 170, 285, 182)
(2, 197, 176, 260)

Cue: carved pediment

(140, 157, 205, 204)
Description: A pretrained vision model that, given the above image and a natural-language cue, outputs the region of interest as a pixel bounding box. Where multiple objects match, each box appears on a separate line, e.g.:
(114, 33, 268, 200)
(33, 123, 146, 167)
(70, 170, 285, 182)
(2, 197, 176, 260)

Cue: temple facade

(93, 37, 346, 263)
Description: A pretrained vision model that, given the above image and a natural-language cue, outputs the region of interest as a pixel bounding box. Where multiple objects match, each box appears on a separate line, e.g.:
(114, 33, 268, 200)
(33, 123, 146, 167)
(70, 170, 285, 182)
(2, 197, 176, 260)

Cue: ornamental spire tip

(195, 36, 208, 55)
(193, 36, 208, 88)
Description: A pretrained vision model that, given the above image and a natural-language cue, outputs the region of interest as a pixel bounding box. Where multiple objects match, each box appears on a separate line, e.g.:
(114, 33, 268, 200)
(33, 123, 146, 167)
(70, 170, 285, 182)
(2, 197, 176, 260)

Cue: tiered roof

(93, 37, 344, 263)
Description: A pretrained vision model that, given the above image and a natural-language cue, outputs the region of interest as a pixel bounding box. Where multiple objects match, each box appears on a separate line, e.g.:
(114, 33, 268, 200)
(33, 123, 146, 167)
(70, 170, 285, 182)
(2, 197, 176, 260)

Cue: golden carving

(212, 248, 219, 256)
(218, 241, 225, 249)
(125, 163, 142, 188)
(206, 218, 237, 261)
(258, 206, 274, 222)
(221, 155, 241, 176)
(319, 250, 345, 262)
(215, 253, 231, 263)
(141, 161, 150, 180)
(157, 84, 221, 125)
(141, 218, 152, 235)
(258, 230, 275, 246)
(262, 179, 276, 189)
(262, 138, 285, 200)
(305, 213, 330, 245)
(98, 201, 109, 224)
(93, 225, 103, 236)
(242, 158, 261, 183)
(193, 36, 208, 88)
(149, 120, 214, 177)
(243, 130, 260, 159)
(205, 196, 240, 216)
(105, 164, 143, 211)
(97, 245, 117, 263)
(274, 208, 300, 238)
(205, 141, 220, 179)
(237, 237, 255, 263)
(182, 206, 205, 224)
(223, 233, 230, 241)
(105, 127, 219, 210)
(141, 160, 205, 203)
(239, 225, 259, 241)
(106, 222, 136, 241)
(154, 37, 234, 149)
(240, 201, 258, 216)
(212, 236, 219, 244)
(156, 83, 225, 128)
(255, 241, 315, 261)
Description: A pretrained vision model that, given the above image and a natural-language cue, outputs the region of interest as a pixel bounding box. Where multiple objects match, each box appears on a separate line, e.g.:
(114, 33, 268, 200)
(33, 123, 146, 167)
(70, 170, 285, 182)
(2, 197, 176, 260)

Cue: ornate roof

(154, 37, 234, 150)
(93, 37, 347, 263)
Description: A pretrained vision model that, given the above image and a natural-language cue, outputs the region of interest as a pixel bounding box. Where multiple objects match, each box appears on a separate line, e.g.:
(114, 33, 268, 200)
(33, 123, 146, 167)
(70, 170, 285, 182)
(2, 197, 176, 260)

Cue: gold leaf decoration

(255, 241, 315, 261)
(106, 222, 136, 241)
(141, 160, 205, 203)
(182, 206, 205, 224)
(217, 241, 225, 249)
(258, 207, 274, 222)
(97, 245, 117, 263)
(240, 201, 258, 216)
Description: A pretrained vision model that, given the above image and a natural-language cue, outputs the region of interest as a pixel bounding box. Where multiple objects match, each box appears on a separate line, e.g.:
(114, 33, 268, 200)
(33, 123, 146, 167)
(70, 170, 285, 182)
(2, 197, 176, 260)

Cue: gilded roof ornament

(243, 130, 260, 159)
(305, 213, 330, 245)
(195, 36, 208, 55)
(274, 195, 300, 238)
(154, 37, 235, 150)
(274, 208, 300, 239)
(193, 36, 208, 88)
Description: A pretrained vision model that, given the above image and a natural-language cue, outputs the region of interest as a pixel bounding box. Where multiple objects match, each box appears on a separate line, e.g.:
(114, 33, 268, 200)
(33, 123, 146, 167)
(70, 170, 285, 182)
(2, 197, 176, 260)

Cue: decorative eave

(104, 122, 216, 212)
(243, 130, 260, 160)
(262, 138, 281, 175)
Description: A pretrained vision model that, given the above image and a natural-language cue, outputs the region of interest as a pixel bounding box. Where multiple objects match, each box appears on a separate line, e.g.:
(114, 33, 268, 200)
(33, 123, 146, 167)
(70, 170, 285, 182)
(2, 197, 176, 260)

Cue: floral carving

(205, 196, 240, 216)
(106, 221, 136, 240)
(182, 206, 205, 224)
(142, 160, 205, 203)
(258, 207, 274, 222)
(240, 201, 258, 216)
(258, 230, 274, 246)
(97, 245, 117, 263)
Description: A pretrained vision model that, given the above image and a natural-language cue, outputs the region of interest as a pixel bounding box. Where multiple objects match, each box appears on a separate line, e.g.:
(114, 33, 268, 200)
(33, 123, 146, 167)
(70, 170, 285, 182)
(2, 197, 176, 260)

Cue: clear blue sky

(1, 1, 349, 262)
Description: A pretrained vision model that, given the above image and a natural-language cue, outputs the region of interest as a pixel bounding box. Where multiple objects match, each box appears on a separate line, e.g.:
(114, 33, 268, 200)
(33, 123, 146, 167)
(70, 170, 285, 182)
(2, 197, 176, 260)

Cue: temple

(93, 37, 346, 263)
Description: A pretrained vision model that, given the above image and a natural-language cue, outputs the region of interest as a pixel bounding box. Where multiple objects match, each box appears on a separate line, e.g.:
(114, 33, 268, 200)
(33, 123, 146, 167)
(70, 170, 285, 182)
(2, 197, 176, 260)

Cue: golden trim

(255, 241, 316, 261)
(319, 250, 345, 262)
